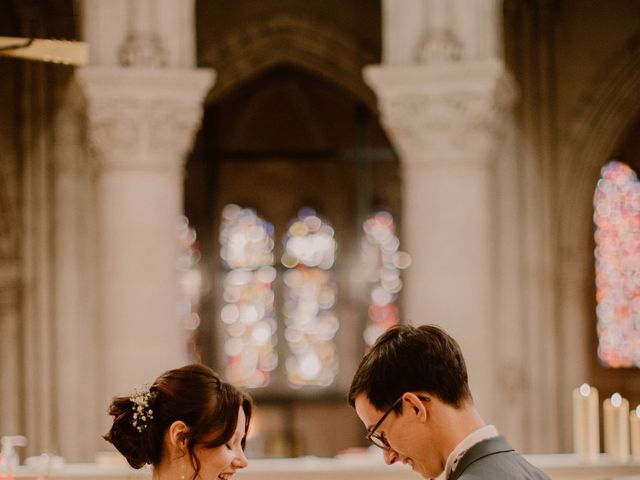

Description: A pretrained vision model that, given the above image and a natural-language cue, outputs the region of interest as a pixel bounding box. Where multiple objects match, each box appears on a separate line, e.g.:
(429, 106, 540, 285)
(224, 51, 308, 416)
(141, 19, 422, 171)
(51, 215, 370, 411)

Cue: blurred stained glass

(220, 204, 278, 387)
(282, 208, 339, 387)
(594, 161, 640, 367)
(177, 216, 202, 362)
(361, 211, 410, 349)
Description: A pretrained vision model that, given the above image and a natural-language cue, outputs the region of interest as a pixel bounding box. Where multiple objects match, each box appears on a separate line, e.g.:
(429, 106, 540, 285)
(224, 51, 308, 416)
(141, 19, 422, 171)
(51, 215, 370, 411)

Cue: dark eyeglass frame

(366, 394, 429, 449)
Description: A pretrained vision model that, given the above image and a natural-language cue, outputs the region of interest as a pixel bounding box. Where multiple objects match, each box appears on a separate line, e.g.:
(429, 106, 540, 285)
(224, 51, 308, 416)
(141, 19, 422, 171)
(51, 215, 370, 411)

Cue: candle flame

(611, 392, 622, 407)
(579, 383, 591, 396)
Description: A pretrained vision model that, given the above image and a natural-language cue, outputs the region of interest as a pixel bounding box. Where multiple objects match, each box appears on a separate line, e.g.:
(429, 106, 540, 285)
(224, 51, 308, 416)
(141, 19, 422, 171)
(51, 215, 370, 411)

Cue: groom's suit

(449, 436, 550, 480)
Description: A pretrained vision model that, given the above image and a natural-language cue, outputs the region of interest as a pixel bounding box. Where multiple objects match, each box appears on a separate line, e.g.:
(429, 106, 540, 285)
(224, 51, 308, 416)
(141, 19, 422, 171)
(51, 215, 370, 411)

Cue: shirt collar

(443, 425, 499, 479)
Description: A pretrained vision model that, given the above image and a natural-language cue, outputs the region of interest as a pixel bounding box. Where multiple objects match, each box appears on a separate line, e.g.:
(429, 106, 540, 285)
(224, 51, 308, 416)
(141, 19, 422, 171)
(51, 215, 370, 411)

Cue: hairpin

(130, 386, 154, 432)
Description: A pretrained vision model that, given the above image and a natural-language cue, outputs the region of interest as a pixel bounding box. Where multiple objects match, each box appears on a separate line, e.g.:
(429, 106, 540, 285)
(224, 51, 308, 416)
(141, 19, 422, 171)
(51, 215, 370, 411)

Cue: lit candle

(631, 405, 640, 462)
(572, 383, 600, 462)
(603, 393, 630, 462)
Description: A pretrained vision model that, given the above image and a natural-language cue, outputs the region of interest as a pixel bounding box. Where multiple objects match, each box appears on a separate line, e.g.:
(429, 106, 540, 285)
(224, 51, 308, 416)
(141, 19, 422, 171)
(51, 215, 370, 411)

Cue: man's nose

(383, 447, 399, 465)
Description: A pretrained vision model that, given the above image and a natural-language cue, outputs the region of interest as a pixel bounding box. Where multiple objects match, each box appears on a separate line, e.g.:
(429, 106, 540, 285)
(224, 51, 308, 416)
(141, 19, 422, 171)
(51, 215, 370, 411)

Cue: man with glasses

(348, 324, 549, 480)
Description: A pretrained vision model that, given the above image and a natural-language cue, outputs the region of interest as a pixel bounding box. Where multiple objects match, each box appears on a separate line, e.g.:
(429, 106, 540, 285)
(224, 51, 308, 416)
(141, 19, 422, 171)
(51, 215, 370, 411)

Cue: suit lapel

(448, 435, 514, 480)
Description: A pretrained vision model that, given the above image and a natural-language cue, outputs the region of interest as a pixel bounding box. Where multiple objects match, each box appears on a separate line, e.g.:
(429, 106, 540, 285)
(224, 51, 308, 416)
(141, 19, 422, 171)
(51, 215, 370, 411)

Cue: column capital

(77, 67, 215, 172)
(365, 59, 517, 166)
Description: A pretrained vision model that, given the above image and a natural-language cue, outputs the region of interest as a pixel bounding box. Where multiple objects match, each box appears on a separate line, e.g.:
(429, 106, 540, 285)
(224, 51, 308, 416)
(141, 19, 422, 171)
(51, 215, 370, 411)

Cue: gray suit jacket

(449, 436, 550, 480)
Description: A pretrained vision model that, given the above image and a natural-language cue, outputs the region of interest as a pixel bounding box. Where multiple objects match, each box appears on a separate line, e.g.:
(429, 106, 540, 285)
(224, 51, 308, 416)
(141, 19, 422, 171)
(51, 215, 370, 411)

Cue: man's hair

(348, 324, 472, 411)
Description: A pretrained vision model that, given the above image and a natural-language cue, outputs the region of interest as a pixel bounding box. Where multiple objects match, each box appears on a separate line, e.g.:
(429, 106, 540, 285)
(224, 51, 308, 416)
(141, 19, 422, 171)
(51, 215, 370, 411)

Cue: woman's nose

(234, 449, 249, 469)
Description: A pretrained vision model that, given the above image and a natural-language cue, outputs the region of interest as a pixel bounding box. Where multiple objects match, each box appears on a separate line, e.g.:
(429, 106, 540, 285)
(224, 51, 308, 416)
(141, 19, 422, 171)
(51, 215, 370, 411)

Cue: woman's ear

(167, 420, 189, 455)
(402, 392, 428, 421)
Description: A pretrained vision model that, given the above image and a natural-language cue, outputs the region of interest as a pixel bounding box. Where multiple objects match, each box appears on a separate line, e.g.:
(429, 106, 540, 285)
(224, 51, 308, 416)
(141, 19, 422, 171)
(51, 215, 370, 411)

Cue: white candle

(631, 405, 640, 461)
(603, 393, 630, 462)
(572, 383, 600, 462)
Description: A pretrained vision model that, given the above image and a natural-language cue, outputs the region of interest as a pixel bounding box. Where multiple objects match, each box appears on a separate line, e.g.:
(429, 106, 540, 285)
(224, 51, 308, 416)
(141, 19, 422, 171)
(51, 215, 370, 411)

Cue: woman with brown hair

(104, 363, 252, 480)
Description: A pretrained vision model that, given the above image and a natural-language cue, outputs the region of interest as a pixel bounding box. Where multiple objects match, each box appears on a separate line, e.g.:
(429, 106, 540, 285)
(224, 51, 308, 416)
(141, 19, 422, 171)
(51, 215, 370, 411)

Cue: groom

(348, 324, 549, 480)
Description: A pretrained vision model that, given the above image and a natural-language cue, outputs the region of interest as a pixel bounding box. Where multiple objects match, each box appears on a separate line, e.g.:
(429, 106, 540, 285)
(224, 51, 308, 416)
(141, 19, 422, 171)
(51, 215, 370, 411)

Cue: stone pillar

(366, 61, 516, 420)
(83, 0, 196, 68)
(74, 0, 212, 454)
(52, 82, 99, 461)
(0, 274, 20, 437)
(76, 66, 213, 442)
(371, 0, 518, 425)
(0, 141, 21, 438)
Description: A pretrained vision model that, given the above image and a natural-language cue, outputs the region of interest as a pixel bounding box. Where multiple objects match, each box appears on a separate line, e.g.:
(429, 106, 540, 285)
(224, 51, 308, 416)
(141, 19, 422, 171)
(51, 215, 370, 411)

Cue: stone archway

(186, 8, 402, 457)
(200, 14, 378, 110)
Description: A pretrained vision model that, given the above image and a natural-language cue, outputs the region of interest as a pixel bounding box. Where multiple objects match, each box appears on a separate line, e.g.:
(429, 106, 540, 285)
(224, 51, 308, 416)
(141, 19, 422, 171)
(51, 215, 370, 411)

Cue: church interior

(1, 1, 640, 479)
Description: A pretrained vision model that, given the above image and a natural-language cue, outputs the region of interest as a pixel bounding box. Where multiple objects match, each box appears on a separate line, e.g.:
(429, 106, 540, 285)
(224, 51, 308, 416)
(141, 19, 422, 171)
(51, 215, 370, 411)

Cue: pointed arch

(201, 14, 378, 110)
(559, 35, 640, 246)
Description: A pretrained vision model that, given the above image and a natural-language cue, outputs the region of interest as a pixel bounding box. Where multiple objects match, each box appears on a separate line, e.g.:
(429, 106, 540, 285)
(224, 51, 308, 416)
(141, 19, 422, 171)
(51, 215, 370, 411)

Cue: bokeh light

(282, 208, 339, 387)
(177, 216, 202, 362)
(361, 211, 410, 349)
(220, 205, 278, 387)
(594, 161, 640, 367)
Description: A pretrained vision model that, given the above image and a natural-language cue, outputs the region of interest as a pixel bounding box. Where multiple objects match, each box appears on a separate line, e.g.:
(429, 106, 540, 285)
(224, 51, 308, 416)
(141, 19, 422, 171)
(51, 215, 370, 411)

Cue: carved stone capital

(414, 28, 463, 64)
(77, 67, 215, 172)
(365, 59, 517, 167)
(118, 33, 168, 68)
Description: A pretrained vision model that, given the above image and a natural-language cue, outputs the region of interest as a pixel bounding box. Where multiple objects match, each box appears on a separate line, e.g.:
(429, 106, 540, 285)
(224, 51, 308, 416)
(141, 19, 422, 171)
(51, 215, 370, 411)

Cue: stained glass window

(282, 208, 339, 387)
(594, 160, 640, 367)
(217, 206, 409, 389)
(361, 211, 411, 349)
(220, 204, 278, 387)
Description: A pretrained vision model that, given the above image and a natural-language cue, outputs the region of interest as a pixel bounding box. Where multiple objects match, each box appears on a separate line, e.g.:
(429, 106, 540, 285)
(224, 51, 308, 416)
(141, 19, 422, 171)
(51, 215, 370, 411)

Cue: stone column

(371, 0, 518, 425)
(74, 0, 213, 454)
(366, 61, 516, 420)
(77, 66, 213, 442)
(0, 139, 21, 438)
(51, 82, 99, 461)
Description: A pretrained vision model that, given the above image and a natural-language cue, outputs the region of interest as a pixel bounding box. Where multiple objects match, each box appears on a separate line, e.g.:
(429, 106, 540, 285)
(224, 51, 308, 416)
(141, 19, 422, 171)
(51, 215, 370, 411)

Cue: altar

(12, 453, 640, 480)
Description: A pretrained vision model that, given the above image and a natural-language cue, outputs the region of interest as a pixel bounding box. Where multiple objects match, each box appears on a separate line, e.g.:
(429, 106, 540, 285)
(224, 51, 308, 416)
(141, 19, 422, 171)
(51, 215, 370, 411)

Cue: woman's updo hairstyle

(104, 363, 252, 471)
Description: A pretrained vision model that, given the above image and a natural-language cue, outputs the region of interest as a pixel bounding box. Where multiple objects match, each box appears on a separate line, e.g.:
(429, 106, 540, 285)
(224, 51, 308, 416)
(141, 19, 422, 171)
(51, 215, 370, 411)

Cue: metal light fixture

(0, 36, 88, 65)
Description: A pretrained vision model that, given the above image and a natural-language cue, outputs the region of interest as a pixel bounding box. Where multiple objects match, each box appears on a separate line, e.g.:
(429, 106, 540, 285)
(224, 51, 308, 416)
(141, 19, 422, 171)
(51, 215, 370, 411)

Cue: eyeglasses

(366, 395, 429, 450)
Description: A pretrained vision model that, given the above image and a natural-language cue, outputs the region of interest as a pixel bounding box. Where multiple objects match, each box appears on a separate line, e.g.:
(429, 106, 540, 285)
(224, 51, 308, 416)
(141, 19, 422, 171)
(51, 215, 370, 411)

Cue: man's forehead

(354, 393, 383, 425)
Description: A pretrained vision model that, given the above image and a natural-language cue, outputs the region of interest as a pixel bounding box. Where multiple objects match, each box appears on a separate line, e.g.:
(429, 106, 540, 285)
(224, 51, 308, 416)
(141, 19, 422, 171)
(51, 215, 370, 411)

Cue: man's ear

(168, 420, 189, 455)
(402, 392, 428, 421)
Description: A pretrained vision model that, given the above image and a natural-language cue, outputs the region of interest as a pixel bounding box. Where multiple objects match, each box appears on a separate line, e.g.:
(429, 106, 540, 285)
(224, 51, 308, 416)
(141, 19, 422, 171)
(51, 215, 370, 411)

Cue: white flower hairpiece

(130, 386, 154, 432)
